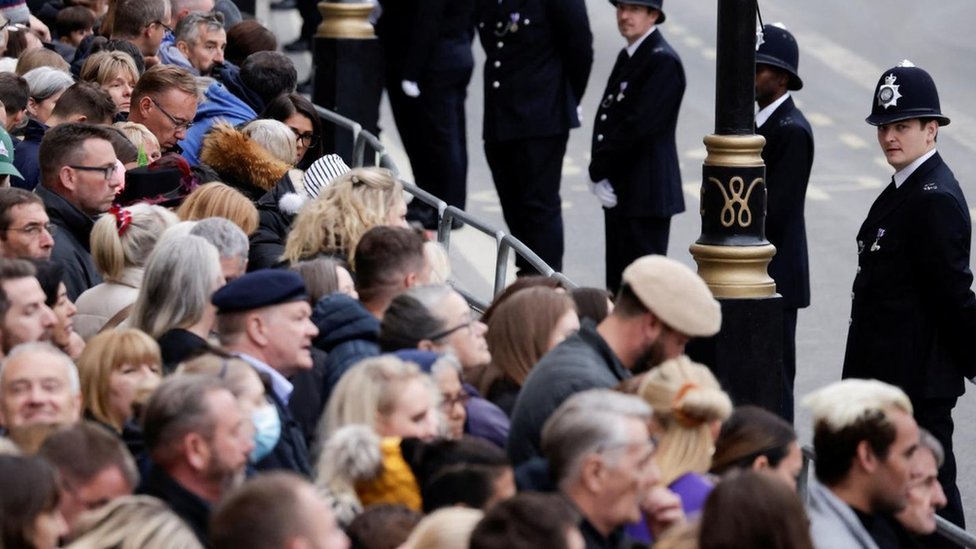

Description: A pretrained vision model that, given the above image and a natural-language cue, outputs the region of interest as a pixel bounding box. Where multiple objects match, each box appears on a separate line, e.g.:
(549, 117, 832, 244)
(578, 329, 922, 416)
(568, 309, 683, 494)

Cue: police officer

(589, 0, 684, 293)
(376, 0, 475, 230)
(843, 60, 976, 535)
(475, 0, 593, 274)
(754, 23, 814, 423)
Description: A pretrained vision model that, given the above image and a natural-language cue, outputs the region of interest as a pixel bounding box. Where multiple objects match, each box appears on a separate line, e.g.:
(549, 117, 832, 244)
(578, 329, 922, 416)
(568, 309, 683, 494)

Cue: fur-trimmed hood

(199, 122, 291, 200)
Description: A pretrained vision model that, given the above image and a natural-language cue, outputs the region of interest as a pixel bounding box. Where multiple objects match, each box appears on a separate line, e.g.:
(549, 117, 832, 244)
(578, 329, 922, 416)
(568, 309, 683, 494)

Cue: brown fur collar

(199, 122, 291, 194)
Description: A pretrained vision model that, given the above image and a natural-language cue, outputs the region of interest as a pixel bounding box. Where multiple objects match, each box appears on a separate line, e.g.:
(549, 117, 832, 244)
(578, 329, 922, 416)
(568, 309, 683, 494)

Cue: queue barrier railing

(799, 446, 976, 547)
(315, 105, 576, 311)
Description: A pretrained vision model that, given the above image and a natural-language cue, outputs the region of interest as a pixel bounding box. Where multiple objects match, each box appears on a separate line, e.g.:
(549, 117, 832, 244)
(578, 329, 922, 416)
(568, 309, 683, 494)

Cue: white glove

(401, 80, 420, 98)
(589, 179, 618, 209)
(576, 104, 584, 122)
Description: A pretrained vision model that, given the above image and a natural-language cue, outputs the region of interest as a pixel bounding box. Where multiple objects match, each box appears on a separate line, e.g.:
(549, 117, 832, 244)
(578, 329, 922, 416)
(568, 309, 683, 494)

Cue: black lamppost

(688, 0, 784, 416)
(312, 1, 384, 163)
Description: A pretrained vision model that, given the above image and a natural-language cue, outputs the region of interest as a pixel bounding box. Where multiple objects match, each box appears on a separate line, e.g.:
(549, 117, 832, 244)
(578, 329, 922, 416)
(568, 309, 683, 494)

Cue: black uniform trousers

(388, 67, 473, 229)
(485, 132, 568, 274)
(299, 0, 321, 45)
(604, 210, 670, 294)
(781, 307, 798, 423)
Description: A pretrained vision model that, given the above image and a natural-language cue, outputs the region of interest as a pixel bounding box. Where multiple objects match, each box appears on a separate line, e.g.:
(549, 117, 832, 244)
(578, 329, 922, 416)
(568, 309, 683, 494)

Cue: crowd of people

(0, 0, 967, 548)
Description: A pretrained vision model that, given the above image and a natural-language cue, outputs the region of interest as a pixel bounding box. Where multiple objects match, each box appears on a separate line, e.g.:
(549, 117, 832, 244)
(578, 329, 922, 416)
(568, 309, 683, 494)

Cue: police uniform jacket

(376, 0, 475, 81)
(843, 152, 976, 399)
(758, 96, 813, 309)
(475, 0, 593, 142)
(589, 29, 685, 218)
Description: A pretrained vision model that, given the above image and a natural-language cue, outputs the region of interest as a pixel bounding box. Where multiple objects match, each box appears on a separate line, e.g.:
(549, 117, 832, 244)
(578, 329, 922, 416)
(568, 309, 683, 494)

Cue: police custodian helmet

(756, 23, 802, 91)
(608, 0, 666, 23)
(866, 60, 950, 127)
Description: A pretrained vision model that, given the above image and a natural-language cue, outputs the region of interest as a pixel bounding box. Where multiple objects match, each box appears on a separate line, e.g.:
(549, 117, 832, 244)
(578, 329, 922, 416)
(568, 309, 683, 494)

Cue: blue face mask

(250, 402, 281, 462)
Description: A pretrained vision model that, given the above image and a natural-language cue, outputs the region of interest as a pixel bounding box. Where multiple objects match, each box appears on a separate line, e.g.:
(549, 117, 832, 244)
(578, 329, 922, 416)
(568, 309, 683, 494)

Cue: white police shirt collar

(755, 91, 791, 129)
(626, 26, 657, 57)
(893, 148, 937, 188)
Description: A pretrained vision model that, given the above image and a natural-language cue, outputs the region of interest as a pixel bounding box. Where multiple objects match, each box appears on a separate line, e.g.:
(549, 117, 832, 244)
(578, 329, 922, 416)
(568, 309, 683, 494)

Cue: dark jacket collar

(139, 463, 212, 547)
(863, 152, 944, 228)
(35, 184, 96, 249)
(577, 319, 630, 382)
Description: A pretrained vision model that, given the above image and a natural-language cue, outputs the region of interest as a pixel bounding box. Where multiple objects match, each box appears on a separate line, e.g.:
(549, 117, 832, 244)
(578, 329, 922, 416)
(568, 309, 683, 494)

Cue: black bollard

(312, 1, 384, 164)
(687, 0, 787, 420)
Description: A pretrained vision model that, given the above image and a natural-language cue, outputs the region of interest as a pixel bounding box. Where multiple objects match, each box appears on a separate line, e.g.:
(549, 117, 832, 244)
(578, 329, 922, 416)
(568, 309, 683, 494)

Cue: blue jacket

(311, 293, 381, 406)
(178, 80, 256, 166)
(12, 118, 46, 190)
(157, 33, 196, 73)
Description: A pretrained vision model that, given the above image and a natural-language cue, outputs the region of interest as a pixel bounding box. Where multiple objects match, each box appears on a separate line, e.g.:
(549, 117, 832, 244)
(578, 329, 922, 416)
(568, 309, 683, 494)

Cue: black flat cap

(212, 269, 308, 314)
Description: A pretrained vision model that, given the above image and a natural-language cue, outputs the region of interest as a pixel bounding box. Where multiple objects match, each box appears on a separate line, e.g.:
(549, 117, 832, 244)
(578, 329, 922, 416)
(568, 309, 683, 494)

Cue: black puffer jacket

(248, 176, 305, 271)
(311, 293, 381, 407)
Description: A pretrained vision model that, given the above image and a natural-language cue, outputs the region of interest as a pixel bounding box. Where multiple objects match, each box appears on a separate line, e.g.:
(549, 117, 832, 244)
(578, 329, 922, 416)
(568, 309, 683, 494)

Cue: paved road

(272, 0, 975, 525)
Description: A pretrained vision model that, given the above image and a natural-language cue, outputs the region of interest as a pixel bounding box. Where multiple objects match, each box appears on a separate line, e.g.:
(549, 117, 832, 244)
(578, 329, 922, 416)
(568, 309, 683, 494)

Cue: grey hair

(190, 216, 249, 262)
(0, 342, 79, 393)
(917, 428, 945, 468)
(129, 234, 221, 339)
(23, 67, 74, 101)
(541, 389, 652, 489)
(142, 374, 225, 463)
(174, 10, 224, 46)
(242, 118, 296, 166)
(404, 284, 455, 312)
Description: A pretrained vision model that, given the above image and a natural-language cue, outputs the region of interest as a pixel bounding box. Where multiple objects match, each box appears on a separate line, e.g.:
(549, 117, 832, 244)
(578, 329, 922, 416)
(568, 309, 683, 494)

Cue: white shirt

(893, 148, 937, 188)
(237, 353, 294, 404)
(755, 92, 791, 129)
(626, 26, 657, 57)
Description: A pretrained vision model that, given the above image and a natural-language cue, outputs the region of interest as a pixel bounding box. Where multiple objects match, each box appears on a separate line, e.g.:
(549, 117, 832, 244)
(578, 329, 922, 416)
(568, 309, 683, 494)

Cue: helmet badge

(877, 73, 902, 110)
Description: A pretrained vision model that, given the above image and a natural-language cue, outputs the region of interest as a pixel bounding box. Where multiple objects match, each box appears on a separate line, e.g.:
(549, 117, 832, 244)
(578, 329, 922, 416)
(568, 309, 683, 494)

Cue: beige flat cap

(621, 255, 721, 337)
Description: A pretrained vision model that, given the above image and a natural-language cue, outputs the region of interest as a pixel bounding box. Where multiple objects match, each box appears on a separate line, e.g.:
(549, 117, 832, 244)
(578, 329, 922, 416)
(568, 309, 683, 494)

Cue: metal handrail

(314, 102, 575, 300)
(800, 446, 976, 547)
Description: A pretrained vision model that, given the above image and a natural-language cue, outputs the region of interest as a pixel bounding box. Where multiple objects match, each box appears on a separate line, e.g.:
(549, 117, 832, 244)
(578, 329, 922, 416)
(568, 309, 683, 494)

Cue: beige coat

(74, 267, 143, 340)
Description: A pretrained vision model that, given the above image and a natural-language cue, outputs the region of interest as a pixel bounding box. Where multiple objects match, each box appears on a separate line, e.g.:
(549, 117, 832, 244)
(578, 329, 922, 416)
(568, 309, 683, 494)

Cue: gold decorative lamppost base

(690, 133, 777, 299)
(317, 2, 375, 39)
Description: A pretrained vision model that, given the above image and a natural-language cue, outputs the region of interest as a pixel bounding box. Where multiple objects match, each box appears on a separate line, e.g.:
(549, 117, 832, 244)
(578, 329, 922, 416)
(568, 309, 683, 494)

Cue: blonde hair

(282, 167, 403, 264)
(423, 241, 451, 283)
(113, 121, 160, 157)
(80, 51, 139, 90)
(65, 495, 204, 549)
(802, 379, 912, 431)
(242, 119, 297, 166)
(90, 203, 180, 281)
(402, 507, 483, 549)
(638, 356, 732, 486)
(321, 356, 428, 441)
(176, 182, 260, 235)
(15, 48, 70, 75)
(176, 353, 262, 400)
(77, 329, 162, 431)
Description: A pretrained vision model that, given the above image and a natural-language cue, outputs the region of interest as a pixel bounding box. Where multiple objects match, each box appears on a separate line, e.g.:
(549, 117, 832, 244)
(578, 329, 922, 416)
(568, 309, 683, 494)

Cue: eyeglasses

(150, 96, 193, 131)
(152, 19, 174, 34)
(68, 164, 117, 181)
(427, 315, 476, 341)
(290, 127, 319, 147)
(440, 391, 470, 412)
(4, 222, 56, 237)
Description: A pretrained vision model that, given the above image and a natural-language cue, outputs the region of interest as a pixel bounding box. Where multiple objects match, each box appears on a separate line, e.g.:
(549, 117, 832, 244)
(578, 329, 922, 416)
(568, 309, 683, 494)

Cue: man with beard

(506, 255, 721, 466)
(804, 379, 920, 549)
(139, 375, 254, 545)
(214, 269, 318, 476)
